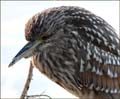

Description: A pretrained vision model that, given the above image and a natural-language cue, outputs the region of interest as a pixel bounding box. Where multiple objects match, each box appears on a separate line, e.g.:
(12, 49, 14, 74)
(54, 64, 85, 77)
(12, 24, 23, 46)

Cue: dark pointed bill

(8, 41, 40, 67)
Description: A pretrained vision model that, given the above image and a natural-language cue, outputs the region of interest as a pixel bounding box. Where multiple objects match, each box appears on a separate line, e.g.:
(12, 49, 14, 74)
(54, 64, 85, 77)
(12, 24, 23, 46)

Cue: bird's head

(8, 7, 65, 67)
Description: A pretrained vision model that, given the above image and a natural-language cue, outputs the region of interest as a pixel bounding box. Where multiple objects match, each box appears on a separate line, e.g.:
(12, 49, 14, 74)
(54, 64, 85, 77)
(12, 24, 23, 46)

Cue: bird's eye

(42, 36, 50, 40)
(37, 35, 50, 42)
(40, 33, 54, 41)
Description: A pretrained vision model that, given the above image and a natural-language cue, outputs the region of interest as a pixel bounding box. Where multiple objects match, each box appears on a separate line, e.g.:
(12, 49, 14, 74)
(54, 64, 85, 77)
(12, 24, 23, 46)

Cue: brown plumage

(9, 6, 120, 99)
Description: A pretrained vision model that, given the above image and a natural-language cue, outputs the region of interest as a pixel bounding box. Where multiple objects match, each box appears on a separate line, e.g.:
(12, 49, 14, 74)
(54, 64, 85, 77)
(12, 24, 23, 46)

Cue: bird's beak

(8, 41, 40, 67)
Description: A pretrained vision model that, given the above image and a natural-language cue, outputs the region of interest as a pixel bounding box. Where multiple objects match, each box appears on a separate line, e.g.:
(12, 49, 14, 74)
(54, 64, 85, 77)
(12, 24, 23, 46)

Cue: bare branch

(20, 61, 34, 99)
(26, 94, 52, 99)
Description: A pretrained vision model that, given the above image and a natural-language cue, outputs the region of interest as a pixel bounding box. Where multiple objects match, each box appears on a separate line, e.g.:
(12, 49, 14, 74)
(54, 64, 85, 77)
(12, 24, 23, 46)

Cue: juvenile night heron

(9, 6, 120, 99)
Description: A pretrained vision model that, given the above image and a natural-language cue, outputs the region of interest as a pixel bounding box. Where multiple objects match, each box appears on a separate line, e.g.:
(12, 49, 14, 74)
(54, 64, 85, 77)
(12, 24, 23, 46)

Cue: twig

(26, 94, 52, 99)
(20, 61, 34, 99)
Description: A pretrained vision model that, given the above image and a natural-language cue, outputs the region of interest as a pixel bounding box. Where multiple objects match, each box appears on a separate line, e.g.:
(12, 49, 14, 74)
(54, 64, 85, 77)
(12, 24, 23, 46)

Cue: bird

(8, 6, 120, 99)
